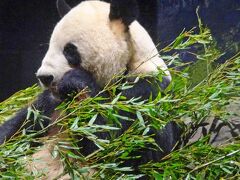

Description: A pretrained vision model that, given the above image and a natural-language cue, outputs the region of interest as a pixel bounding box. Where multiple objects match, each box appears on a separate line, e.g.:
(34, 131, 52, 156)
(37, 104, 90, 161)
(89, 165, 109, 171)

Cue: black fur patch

(63, 43, 81, 66)
(109, 0, 139, 26)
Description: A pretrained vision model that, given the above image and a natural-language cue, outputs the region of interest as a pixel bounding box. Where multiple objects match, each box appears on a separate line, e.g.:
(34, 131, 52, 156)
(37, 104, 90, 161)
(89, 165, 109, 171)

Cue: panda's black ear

(109, 0, 139, 26)
(56, 0, 71, 18)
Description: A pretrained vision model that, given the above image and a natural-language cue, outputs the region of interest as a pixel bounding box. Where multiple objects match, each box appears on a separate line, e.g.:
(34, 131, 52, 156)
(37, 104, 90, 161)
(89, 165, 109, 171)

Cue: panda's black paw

(57, 68, 100, 100)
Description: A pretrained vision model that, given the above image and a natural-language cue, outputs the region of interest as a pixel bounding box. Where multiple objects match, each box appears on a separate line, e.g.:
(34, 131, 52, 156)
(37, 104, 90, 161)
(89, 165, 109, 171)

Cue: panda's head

(36, 0, 171, 90)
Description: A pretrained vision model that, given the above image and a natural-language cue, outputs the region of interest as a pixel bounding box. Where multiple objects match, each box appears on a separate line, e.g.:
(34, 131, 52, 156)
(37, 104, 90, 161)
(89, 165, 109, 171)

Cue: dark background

(0, 0, 240, 101)
(0, 0, 80, 101)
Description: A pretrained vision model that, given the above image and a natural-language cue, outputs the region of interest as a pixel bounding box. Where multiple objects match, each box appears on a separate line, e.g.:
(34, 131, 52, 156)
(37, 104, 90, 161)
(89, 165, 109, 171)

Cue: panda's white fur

(37, 1, 171, 88)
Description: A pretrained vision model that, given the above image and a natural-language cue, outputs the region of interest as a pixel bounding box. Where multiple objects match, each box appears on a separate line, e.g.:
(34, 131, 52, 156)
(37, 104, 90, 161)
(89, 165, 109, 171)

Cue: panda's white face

(36, 1, 130, 88)
(36, 0, 171, 90)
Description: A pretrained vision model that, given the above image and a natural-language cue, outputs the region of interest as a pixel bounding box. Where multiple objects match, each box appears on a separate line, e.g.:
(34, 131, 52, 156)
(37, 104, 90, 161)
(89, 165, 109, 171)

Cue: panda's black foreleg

(0, 90, 61, 144)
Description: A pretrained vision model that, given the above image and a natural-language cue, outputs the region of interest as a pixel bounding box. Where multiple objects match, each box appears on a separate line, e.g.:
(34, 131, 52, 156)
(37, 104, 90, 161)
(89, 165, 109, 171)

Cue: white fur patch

(128, 21, 172, 81)
(37, 1, 130, 87)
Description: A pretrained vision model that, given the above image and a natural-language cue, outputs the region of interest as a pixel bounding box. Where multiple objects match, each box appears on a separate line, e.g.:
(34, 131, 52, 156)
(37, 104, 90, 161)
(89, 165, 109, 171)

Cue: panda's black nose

(37, 75, 54, 87)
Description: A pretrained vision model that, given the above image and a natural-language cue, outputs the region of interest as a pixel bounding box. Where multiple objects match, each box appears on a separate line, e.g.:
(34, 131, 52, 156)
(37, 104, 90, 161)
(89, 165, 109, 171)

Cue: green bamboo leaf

(88, 114, 98, 126)
(136, 111, 145, 127)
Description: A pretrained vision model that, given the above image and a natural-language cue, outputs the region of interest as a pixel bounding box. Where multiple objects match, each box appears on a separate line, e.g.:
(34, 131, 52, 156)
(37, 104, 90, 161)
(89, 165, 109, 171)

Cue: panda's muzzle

(37, 75, 54, 87)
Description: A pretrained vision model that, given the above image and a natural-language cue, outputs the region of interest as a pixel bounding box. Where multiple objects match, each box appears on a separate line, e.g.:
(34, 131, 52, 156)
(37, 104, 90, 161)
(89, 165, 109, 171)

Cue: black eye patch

(63, 43, 81, 66)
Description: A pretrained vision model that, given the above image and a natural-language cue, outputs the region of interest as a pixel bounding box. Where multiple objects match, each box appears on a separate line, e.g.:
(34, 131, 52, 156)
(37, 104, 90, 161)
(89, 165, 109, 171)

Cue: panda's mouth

(48, 83, 61, 99)
(37, 76, 62, 97)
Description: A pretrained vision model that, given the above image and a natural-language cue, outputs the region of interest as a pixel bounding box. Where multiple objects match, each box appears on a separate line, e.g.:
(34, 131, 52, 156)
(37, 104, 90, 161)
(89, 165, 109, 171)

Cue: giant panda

(0, 0, 181, 178)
